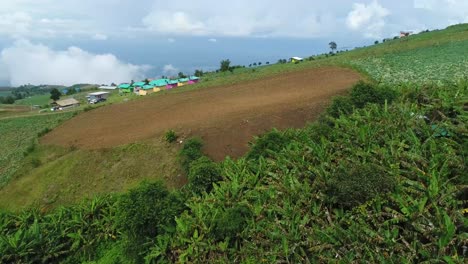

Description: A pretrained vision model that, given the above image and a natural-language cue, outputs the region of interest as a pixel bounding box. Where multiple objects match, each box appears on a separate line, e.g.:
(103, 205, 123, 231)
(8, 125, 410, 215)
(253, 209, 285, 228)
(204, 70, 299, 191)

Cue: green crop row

(0, 113, 74, 187)
(349, 40, 468, 85)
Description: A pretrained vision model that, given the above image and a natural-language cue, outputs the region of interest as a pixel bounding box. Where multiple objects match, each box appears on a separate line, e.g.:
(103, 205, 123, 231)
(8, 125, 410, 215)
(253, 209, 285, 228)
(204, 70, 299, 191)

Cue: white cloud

(346, 1, 390, 38)
(141, 1, 343, 38)
(414, 0, 468, 24)
(143, 11, 207, 35)
(162, 64, 179, 76)
(208, 38, 217, 42)
(0, 40, 150, 86)
(0, 12, 33, 38)
(167, 38, 176, 43)
(92, 33, 108, 40)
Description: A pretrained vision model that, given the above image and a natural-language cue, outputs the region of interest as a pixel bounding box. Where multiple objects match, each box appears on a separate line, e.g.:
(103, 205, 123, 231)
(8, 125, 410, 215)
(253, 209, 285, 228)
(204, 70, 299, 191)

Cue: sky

(0, 0, 467, 86)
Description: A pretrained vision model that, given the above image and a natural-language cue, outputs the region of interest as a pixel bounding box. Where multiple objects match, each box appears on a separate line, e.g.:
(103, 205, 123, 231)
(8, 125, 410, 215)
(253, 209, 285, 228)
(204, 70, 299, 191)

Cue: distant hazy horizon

(1, 0, 466, 86)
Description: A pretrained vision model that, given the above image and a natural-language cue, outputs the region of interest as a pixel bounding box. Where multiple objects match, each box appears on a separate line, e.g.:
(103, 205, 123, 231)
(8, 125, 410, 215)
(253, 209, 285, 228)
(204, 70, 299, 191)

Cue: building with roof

(400, 31, 411, 37)
(139, 85, 156, 96)
(166, 80, 179, 89)
(98, 85, 117, 90)
(87, 91, 110, 102)
(290, 57, 304, 63)
(54, 98, 80, 109)
(132, 81, 146, 87)
(188, 76, 200, 84)
(177, 78, 189, 87)
(118, 83, 133, 93)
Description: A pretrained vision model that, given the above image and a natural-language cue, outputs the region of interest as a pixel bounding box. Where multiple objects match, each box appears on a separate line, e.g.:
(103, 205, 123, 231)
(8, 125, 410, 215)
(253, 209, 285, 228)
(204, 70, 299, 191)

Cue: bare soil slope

(41, 67, 361, 160)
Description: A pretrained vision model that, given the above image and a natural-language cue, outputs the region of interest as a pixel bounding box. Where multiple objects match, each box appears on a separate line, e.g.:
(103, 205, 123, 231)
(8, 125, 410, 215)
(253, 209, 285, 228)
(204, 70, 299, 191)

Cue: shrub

(116, 182, 185, 259)
(326, 95, 354, 118)
(24, 142, 36, 155)
(179, 138, 203, 173)
(30, 158, 41, 168)
(164, 130, 178, 143)
(350, 81, 398, 108)
(212, 205, 252, 241)
(247, 129, 291, 160)
(326, 163, 396, 209)
(188, 156, 221, 194)
(37, 127, 51, 137)
(306, 122, 334, 142)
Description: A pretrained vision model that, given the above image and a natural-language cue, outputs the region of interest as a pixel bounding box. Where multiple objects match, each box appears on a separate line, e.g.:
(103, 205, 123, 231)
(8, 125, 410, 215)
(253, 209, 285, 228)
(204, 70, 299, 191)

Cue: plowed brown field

(41, 67, 361, 160)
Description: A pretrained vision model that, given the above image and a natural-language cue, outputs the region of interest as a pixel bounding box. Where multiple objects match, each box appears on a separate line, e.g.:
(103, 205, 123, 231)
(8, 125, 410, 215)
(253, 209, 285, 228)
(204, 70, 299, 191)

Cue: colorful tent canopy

(132, 82, 146, 87)
(178, 78, 189, 83)
(118, 84, 131, 89)
(149, 79, 169, 87)
(142, 85, 154, 90)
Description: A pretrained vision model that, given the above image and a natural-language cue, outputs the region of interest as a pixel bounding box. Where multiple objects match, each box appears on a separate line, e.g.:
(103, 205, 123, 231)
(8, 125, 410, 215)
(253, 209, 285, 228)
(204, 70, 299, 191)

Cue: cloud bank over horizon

(0, 1, 467, 86)
(0, 40, 150, 86)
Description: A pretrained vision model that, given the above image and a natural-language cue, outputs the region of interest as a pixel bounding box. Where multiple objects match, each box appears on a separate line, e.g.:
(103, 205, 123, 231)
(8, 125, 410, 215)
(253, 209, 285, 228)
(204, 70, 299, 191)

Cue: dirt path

(41, 67, 361, 160)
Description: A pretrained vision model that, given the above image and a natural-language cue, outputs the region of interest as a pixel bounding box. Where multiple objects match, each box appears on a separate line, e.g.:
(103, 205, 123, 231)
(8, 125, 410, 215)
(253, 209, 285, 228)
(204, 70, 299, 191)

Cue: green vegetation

(50, 88, 61, 101)
(1, 80, 466, 263)
(0, 139, 183, 211)
(164, 130, 178, 143)
(0, 113, 74, 187)
(14, 94, 51, 106)
(0, 24, 467, 262)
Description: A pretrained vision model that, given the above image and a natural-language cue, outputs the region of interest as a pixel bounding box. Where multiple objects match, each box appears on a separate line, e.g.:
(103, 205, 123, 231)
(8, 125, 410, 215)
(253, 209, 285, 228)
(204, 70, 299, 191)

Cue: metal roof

(56, 98, 79, 106)
(149, 79, 169, 87)
(88, 92, 110, 96)
(118, 84, 131, 89)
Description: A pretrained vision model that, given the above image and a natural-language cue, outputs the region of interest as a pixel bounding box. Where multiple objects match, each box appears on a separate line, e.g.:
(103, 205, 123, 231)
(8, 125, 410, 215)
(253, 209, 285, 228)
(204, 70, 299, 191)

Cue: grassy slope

(0, 140, 184, 211)
(0, 113, 75, 187)
(0, 24, 467, 211)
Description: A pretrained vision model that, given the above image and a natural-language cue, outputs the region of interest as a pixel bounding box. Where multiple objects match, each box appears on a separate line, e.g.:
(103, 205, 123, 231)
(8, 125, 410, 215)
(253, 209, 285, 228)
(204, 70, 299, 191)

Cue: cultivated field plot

(0, 113, 74, 186)
(350, 40, 468, 85)
(42, 67, 361, 160)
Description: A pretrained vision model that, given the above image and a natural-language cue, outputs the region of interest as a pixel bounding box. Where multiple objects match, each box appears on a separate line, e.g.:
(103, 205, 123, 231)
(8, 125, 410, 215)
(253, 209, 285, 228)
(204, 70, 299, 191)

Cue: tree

(144, 78, 150, 84)
(178, 72, 186, 78)
(266, 62, 270, 65)
(329, 41, 337, 53)
(194, 69, 204, 77)
(0, 96, 15, 104)
(220, 59, 231, 72)
(258, 62, 262, 66)
(374, 40, 379, 45)
(67, 87, 77, 95)
(50, 88, 61, 101)
(253, 62, 257, 66)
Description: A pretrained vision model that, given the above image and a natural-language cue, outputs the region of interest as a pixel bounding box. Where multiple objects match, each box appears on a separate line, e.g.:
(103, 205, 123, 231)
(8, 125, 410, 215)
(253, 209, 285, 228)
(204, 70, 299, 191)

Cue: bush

(116, 182, 185, 259)
(326, 95, 354, 118)
(37, 127, 51, 137)
(164, 130, 178, 143)
(212, 205, 252, 241)
(31, 158, 42, 168)
(179, 138, 203, 173)
(327, 163, 396, 209)
(188, 156, 221, 194)
(350, 81, 398, 108)
(247, 129, 291, 160)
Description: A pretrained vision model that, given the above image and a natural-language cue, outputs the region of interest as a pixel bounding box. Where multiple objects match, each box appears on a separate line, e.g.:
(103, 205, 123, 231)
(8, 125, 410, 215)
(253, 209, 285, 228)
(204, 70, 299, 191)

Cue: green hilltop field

(0, 24, 467, 263)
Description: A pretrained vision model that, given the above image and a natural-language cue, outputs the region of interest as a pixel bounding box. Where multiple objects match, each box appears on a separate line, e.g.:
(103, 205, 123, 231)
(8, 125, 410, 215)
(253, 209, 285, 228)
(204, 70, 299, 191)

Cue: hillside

(0, 24, 467, 263)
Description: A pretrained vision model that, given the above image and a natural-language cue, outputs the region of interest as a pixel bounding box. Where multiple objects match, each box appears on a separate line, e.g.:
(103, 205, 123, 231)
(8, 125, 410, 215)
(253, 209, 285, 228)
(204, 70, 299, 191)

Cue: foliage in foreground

(1, 81, 466, 263)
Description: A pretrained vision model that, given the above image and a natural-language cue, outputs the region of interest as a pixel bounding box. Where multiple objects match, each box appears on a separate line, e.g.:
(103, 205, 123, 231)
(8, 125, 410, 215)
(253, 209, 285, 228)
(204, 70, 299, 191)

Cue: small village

(49, 75, 201, 111)
(114, 76, 200, 96)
